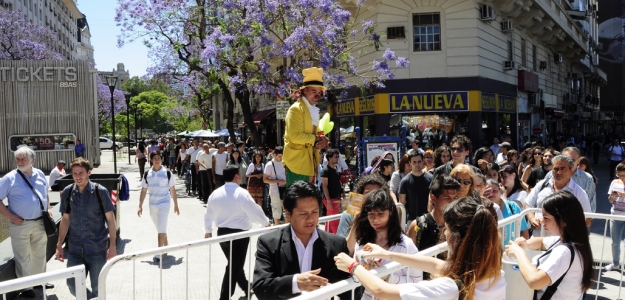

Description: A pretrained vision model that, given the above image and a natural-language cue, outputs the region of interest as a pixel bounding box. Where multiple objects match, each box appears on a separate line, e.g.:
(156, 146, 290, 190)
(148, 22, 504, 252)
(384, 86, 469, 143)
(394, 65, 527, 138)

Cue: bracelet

(348, 261, 360, 276)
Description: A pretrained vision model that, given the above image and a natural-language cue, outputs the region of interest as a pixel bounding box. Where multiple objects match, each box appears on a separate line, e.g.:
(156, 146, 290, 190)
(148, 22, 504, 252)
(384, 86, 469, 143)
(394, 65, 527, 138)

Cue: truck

(0, 61, 101, 174)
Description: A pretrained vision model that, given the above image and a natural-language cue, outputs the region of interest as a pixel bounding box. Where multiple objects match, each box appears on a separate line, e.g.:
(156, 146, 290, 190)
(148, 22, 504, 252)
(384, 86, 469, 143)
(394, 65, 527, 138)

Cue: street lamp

(106, 76, 118, 174)
(138, 109, 144, 139)
(124, 91, 132, 165)
(133, 103, 138, 143)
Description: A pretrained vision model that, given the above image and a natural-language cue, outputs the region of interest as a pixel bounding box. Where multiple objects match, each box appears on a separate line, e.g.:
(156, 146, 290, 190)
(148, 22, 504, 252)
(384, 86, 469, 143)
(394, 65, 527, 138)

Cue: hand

(106, 246, 117, 260)
(296, 268, 329, 292)
(359, 258, 381, 271)
(137, 207, 143, 217)
(9, 214, 23, 225)
(55, 245, 64, 262)
(361, 243, 390, 260)
(513, 237, 528, 250)
(504, 240, 524, 259)
(174, 205, 180, 215)
(48, 211, 53, 218)
(529, 217, 541, 229)
(477, 159, 488, 169)
(315, 136, 329, 149)
(280, 180, 287, 185)
(334, 252, 356, 272)
(205, 233, 212, 239)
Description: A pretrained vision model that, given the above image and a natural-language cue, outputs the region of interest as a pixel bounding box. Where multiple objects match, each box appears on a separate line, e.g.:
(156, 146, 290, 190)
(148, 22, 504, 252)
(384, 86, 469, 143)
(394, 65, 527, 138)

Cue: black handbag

(16, 170, 57, 237)
(271, 162, 286, 199)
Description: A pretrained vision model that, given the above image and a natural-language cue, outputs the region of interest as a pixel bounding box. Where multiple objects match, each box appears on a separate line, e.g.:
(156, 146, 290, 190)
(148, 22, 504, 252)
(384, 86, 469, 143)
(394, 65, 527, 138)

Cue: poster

(365, 142, 398, 169)
(346, 192, 365, 215)
(409, 115, 455, 133)
(276, 101, 290, 119)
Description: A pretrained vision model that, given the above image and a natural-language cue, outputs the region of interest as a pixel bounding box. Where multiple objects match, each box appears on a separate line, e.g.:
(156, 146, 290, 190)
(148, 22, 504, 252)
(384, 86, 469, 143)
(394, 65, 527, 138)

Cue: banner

(389, 91, 468, 113)
(276, 101, 290, 119)
(409, 115, 455, 133)
(365, 143, 398, 169)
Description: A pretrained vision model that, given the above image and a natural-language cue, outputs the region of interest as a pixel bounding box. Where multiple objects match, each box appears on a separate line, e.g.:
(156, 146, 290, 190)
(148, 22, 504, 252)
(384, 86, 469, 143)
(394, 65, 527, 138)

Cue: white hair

(14, 147, 35, 161)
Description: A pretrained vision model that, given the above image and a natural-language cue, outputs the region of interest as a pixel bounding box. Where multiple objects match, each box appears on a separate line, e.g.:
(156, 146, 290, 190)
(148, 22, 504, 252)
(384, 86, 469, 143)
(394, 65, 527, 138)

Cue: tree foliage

(0, 10, 63, 60)
(116, 0, 408, 145)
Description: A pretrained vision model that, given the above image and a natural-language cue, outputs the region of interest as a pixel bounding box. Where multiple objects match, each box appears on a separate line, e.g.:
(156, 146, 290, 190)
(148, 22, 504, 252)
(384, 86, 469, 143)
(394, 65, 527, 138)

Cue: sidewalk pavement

(20, 149, 625, 299)
(29, 150, 262, 300)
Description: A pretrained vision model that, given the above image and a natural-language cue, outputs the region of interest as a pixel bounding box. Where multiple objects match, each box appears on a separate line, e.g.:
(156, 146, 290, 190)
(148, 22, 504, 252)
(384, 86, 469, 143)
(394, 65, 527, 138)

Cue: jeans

(611, 219, 625, 265)
(215, 174, 225, 189)
(67, 251, 107, 298)
(168, 157, 176, 169)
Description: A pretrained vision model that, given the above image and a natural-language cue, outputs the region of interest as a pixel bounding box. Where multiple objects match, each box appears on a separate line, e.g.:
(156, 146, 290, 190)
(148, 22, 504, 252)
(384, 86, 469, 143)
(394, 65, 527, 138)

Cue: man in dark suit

(253, 180, 351, 299)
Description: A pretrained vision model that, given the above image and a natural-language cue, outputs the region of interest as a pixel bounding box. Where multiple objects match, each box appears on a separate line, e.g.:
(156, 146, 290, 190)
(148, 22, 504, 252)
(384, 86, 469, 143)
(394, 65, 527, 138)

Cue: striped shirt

(543, 168, 596, 212)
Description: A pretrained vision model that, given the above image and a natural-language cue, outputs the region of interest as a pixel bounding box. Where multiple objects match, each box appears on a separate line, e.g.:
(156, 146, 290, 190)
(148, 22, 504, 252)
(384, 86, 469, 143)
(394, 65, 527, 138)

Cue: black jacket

(253, 225, 352, 299)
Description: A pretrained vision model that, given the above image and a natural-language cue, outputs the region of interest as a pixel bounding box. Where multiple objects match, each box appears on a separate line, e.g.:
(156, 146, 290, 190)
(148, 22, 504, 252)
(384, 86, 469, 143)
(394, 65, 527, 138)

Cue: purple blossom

(0, 10, 63, 60)
(371, 33, 380, 41)
(383, 49, 397, 60)
(396, 57, 410, 68)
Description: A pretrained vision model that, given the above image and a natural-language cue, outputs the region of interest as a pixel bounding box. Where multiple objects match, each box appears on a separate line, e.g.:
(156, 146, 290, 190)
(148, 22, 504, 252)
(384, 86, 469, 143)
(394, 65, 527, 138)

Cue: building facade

(0, 0, 93, 62)
(598, 0, 625, 134)
(99, 63, 131, 90)
(335, 0, 606, 149)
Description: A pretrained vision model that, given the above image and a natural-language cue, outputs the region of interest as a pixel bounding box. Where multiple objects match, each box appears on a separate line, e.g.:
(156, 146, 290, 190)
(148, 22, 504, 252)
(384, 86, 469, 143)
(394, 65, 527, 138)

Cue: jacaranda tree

(116, 0, 408, 145)
(97, 74, 126, 134)
(0, 10, 63, 60)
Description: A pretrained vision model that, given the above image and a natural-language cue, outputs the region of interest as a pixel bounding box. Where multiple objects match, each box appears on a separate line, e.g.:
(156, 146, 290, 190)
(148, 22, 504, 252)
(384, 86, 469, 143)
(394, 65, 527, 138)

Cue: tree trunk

(224, 93, 237, 143)
(237, 92, 262, 148)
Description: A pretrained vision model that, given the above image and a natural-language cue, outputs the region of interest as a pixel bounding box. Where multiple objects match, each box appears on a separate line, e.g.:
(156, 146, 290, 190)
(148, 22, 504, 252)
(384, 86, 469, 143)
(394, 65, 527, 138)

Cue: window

(9, 134, 76, 152)
(413, 13, 441, 52)
(521, 39, 526, 67)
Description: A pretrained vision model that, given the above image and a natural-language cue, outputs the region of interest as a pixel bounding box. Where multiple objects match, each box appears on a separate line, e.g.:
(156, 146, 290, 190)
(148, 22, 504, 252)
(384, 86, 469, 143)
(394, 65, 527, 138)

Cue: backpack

(143, 170, 172, 185)
(608, 145, 625, 155)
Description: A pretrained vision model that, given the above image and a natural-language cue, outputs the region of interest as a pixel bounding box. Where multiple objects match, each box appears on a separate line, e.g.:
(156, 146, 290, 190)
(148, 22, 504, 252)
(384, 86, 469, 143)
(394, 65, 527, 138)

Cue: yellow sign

(336, 99, 355, 116)
(358, 97, 375, 115)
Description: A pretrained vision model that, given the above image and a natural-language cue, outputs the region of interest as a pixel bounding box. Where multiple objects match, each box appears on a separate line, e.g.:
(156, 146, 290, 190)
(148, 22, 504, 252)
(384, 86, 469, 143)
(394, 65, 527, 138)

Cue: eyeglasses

(450, 147, 464, 153)
(534, 152, 543, 155)
(454, 178, 472, 186)
(424, 156, 433, 159)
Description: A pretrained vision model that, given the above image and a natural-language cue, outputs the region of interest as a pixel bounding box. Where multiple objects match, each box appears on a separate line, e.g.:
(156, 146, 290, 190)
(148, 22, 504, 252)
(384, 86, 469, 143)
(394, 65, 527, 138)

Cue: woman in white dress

(335, 196, 506, 300)
(505, 191, 594, 300)
(138, 151, 180, 260)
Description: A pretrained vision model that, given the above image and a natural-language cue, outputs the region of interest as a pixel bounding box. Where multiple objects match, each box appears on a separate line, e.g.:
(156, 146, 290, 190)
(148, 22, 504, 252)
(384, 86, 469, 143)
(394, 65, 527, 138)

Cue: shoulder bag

(16, 170, 57, 237)
(271, 162, 286, 199)
(533, 240, 575, 300)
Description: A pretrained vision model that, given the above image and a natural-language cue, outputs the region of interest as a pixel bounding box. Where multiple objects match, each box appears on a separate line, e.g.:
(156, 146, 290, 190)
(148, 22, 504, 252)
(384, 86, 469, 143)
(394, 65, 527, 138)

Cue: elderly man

(0, 148, 53, 298)
(525, 155, 592, 237)
(542, 147, 596, 212)
(283, 67, 329, 186)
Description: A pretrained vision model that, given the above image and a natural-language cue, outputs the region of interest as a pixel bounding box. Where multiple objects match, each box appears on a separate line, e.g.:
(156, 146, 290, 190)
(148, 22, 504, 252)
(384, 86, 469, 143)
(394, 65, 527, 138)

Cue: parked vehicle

(100, 137, 123, 151)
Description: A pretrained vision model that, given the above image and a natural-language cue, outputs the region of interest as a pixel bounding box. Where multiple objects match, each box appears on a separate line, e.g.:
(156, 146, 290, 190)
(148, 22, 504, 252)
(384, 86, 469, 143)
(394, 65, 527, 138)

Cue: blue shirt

(60, 182, 115, 255)
(500, 199, 529, 246)
(0, 168, 48, 219)
(75, 144, 85, 157)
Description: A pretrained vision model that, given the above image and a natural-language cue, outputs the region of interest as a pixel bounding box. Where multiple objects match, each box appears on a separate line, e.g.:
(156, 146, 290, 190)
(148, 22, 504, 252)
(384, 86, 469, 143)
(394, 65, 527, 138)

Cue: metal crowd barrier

(0, 265, 87, 300)
(292, 209, 625, 300)
(96, 203, 407, 300)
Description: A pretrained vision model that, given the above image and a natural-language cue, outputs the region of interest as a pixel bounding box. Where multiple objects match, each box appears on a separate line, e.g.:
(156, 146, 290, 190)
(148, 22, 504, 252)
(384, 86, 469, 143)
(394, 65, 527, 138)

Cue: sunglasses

(534, 152, 543, 155)
(424, 156, 433, 159)
(450, 147, 464, 153)
(454, 178, 472, 186)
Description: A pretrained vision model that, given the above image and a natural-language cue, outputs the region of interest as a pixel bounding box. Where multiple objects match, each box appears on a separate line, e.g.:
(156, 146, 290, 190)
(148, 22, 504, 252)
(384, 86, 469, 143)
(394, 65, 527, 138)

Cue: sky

(78, 1, 149, 77)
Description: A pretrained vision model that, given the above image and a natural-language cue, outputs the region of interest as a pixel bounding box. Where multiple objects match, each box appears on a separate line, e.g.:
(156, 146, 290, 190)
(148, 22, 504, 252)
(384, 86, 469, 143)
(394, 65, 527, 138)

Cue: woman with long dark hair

(227, 149, 247, 187)
(499, 164, 529, 209)
(521, 146, 544, 183)
(176, 143, 188, 178)
(472, 147, 495, 173)
(506, 191, 594, 299)
(577, 156, 598, 185)
(351, 190, 421, 299)
(434, 145, 451, 169)
(374, 159, 395, 185)
(135, 140, 148, 178)
(246, 151, 265, 206)
(335, 196, 505, 299)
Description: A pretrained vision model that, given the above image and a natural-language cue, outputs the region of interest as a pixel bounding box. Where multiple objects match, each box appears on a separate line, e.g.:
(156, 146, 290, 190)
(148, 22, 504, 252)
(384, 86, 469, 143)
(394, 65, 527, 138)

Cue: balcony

(494, 0, 588, 61)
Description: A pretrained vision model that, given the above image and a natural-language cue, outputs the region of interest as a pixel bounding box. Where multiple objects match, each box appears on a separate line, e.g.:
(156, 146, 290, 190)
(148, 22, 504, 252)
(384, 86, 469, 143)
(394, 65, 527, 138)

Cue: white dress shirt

(49, 167, 66, 187)
(291, 227, 319, 294)
(204, 182, 269, 232)
(302, 96, 320, 127)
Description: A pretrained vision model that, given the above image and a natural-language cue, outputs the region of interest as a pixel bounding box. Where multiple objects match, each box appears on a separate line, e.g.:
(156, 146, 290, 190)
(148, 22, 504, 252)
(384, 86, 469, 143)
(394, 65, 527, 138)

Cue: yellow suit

(282, 98, 320, 177)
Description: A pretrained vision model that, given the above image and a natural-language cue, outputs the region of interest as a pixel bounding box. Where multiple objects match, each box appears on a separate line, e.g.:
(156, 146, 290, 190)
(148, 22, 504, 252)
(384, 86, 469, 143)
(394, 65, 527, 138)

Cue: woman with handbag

(246, 151, 265, 207)
(135, 141, 148, 178)
(505, 191, 594, 300)
(263, 147, 286, 225)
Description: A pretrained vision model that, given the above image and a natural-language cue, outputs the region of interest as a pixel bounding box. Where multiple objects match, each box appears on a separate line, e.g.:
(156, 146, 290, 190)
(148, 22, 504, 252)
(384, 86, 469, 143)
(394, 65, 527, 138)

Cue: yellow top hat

(300, 67, 327, 91)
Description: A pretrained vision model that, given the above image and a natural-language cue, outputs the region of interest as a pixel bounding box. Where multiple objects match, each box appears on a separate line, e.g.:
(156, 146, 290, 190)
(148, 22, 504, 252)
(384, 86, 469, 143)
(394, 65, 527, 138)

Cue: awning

(251, 109, 276, 124)
(554, 110, 565, 117)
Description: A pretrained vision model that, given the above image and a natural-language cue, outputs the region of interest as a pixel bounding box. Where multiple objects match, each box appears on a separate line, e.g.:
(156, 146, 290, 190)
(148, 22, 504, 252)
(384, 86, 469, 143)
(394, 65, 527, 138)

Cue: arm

(360, 243, 446, 275)
(204, 202, 213, 238)
(521, 165, 532, 183)
(338, 154, 348, 170)
(321, 177, 331, 200)
(55, 213, 70, 262)
(170, 186, 179, 215)
(399, 193, 406, 205)
(138, 187, 147, 217)
(505, 239, 553, 290)
(105, 211, 117, 260)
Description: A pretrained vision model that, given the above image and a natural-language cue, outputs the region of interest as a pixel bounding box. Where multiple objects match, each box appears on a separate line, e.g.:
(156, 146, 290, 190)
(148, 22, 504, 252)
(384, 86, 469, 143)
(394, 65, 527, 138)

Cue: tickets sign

(389, 92, 468, 113)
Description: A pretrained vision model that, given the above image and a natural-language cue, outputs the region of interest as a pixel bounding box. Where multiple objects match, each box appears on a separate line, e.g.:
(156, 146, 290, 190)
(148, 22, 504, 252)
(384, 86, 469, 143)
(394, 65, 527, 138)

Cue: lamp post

(124, 92, 132, 165)
(138, 109, 144, 139)
(133, 103, 138, 143)
(106, 76, 119, 174)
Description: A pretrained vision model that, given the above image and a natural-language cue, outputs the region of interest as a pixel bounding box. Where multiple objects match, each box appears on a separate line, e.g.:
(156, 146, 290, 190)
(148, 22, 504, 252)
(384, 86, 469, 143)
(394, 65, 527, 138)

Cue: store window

(9, 134, 76, 151)
(413, 13, 441, 52)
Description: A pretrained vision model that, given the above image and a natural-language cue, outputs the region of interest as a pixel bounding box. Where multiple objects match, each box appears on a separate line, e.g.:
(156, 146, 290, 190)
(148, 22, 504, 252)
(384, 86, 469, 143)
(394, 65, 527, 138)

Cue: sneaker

(605, 263, 620, 271)
(154, 254, 160, 260)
